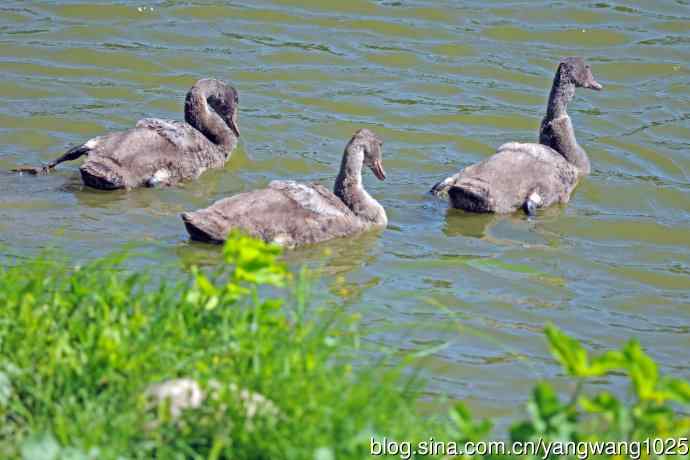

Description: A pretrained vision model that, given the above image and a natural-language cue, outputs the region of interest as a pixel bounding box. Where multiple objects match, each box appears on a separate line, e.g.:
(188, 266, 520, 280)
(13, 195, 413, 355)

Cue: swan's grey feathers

(443, 144, 579, 213)
(433, 57, 600, 214)
(181, 184, 366, 247)
(17, 79, 239, 189)
(78, 123, 221, 189)
(135, 118, 191, 149)
(182, 129, 387, 247)
(496, 142, 560, 162)
(268, 180, 351, 218)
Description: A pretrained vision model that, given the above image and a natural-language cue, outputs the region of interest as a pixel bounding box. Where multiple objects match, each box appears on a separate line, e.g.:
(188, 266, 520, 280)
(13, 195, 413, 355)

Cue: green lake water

(1, 0, 689, 426)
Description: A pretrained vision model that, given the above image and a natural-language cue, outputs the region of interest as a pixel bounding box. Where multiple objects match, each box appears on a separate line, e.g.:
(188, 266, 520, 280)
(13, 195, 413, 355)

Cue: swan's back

(447, 143, 579, 213)
(182, 180, 368, 247)
(80, 119, 224, 189)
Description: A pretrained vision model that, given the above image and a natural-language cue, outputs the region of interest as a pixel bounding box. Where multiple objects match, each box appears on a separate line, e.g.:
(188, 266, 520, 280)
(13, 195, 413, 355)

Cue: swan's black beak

(372, 159, 386, 181)
(229, 116, 240, 138)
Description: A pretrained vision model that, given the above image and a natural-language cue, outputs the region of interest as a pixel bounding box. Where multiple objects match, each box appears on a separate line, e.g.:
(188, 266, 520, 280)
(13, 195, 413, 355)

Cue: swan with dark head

(181, 129, 387, 247)
(431, 57, 602, 215)
(13, 78, 240, 190)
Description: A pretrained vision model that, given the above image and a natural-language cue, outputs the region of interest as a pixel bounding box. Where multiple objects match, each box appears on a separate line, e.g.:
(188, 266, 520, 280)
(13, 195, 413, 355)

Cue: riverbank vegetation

(1, 234, 688, 459)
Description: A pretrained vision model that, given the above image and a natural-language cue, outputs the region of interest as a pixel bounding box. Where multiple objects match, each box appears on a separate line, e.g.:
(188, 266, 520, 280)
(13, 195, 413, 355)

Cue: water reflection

(442, 209, 499, 239)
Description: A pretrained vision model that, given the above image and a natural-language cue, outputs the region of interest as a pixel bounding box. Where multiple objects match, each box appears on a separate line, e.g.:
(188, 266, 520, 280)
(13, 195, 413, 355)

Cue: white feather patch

(84, 138, 99, 149)
(528, 192, 543, 206)
(271, 234, 292, 246)
(147, 169, 171, 187)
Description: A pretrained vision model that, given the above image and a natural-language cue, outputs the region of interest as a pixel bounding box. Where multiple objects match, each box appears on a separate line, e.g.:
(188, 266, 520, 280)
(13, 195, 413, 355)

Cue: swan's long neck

(545, 68, 575, 120)
(184, 85, 237, 153)
(539, 67, 590, 174)
(334, 144, 387, 226)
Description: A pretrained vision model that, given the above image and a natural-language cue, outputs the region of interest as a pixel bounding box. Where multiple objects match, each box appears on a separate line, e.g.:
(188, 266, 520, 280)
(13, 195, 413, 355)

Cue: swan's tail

(429, 176, 455, 198)
(11, 143, 91, 175)
(181, 212, 225, 244)
(447, 179, 494, 213)
(79, 160, 125, 190)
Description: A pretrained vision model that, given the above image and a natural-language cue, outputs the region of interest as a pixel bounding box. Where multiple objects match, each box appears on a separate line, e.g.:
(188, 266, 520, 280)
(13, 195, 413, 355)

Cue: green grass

(1, 233, 689, 459)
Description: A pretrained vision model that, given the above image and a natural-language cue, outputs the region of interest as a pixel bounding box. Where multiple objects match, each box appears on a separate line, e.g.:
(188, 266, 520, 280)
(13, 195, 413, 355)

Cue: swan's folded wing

(433, 143, 562, 198)
(268, 180, 352, 217)
(495, 142, 561, 162)
(455, 142, 578, 212)
(135, 118, 203, 152)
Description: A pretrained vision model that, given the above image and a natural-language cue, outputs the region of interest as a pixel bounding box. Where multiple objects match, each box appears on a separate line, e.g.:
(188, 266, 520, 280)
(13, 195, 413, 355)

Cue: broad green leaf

(579, 392, 621, 413)
(589, 350, 626, 375)
(624, 340, 658, 400)
(661, 377, 690, 405)
(195, 272, 218, 297)
(533, 382, 562, 419)
(545, 324, 590, 376)
(449, 403, 492, 441)
(545, 325, 625, 378)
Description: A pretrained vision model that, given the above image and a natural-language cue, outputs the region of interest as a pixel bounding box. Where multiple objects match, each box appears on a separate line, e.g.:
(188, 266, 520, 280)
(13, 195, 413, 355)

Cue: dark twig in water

(11, 165, 51, 175)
